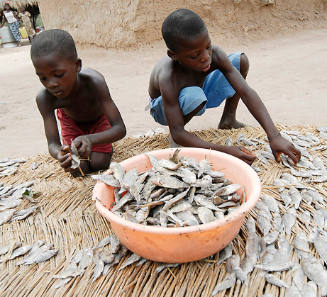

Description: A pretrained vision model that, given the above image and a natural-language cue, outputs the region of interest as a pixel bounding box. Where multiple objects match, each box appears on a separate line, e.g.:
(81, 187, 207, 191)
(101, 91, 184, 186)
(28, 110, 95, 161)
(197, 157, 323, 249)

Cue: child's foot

(218, 118, 246, 130)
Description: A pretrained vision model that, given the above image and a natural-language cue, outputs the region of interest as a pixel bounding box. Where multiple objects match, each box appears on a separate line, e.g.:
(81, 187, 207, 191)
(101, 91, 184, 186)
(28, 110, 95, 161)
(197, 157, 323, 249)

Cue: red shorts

(56, 108, 113, 153)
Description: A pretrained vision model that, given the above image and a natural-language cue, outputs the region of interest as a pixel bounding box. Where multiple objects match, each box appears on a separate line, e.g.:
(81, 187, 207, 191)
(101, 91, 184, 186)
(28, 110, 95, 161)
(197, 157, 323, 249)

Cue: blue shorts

(149, 52, 242, 126)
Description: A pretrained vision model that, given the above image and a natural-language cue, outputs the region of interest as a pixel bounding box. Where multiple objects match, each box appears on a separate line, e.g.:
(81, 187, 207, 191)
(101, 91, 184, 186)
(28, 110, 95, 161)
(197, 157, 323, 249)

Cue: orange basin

(93, 148, 261, 263)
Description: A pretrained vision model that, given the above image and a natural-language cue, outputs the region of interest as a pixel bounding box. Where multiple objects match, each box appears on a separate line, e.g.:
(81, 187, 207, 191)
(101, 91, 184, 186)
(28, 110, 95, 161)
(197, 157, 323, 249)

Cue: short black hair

(162, 9, 207, 52)
(31, 29, 77, 61)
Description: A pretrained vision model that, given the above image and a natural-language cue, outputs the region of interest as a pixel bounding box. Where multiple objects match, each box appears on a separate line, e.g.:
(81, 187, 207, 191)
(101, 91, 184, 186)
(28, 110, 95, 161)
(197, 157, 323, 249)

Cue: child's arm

(160, 76, 256, 165)
(36, 92, 74, 171)
(72, 75, 126, 159)
(215, 48, 301, 164)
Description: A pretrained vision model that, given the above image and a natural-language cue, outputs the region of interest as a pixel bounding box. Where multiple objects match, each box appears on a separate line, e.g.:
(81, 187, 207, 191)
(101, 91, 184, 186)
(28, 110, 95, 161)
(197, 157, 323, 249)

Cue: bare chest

(59, 94, 103, 123)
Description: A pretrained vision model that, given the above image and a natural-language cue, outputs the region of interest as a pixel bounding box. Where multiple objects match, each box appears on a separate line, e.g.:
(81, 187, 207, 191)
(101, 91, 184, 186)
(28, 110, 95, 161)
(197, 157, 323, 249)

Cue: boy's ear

(167, 49, 177, 61)
(76, 58, 82, 72)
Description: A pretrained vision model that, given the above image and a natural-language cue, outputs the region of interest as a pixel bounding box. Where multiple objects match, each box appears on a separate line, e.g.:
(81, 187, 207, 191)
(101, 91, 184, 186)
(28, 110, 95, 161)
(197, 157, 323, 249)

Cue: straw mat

(0, 124, 326, 297)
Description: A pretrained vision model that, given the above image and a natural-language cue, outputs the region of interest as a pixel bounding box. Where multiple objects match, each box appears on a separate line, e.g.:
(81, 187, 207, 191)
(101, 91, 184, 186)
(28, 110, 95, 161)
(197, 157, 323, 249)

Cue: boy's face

(32, 53, 81, 99)
(170, 31, 212, 72)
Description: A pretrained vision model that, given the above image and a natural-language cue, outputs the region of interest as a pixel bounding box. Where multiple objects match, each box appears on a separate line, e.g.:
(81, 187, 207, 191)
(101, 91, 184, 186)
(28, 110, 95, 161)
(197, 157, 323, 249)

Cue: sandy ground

(1, 27, 327, 158)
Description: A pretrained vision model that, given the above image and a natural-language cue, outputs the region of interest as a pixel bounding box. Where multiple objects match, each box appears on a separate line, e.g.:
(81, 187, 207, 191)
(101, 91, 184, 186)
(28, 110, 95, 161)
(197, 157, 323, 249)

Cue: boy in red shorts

(31, 29, 126, 176)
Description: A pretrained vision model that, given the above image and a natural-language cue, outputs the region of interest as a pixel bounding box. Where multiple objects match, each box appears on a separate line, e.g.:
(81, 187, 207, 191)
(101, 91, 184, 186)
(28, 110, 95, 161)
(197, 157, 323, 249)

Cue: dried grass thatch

(0, 124, 326, 297)
(0, 0, 38, 10)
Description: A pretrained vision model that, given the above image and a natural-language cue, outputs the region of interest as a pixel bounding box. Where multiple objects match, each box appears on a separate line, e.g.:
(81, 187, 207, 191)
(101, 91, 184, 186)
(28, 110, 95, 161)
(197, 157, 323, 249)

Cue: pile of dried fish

(0, 181, 39, 226)
(0, 158, 26, 177)
(0, 240, 58, 265)
(92, 150, 245, 227)
(211, 128, 327, 296)
(53, 234, 148, 288)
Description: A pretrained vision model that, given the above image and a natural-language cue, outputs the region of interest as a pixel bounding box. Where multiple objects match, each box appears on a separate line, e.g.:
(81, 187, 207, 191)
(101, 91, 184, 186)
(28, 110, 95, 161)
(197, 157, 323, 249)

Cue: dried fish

(136, 258, 147, 266)
(265, 273, 289, 288)
(212, 272, 236, 295)
(111, 192, 133, 212)
(313, 208, 326, 228)
(218, 243, 233, 264)
(162, 189, 190, 211)
(302, 281, 317, 297)
(285, 285, 302, 297)
(0, 209, 15, 226)
(0, 242, 22, 256)
(92, 253, 105, 282)
(53, 277, 72, 289)
(170, 201, 192, 213)
(101, 253, 115, 265)
(293, 232, 310, 258)
(119, 253, 141, 270)
(53, 263, 82, 279)
(11, 206, 38, 221)
(153, 174, 187, 189)
(197, 207, 215, 224)
(79, 249, 93, 270)
(257, 211, 272, 236)
(288, 187, 302, 209)
(92, 236, 112, 250)
(261, 151, 275, 160)
(92, 174, 120, 187)
(155, 263, 179, 273)
(298, 211, 311, 230)
(225, 138, 233, 146)
(110, 234, 121, 254)
(195, 175, 212, 188)
(282, 207, 296, 235)
(237, 134, 255, 146)
(8, 244, 33, 260)
(175, 211, 199, 226)
(255, 261, 294, 272)
(301, 255, 327, 295)
(23, 248, 58, 265)
(313, 234, 327, 265)
(214, 184, 241, 197)
(122, 168, 138, 190)
(261, 194, 279, 213)
(0, 196, 22, 210)
(71, 249, 83, 264)
(194, 195, 219, 211)
(291, 263, 305, 292)
(110, 162, 125, 183)
(177, 167, 197, 184)
(263, 231, 279, 245)
(135, 207, 149, 223)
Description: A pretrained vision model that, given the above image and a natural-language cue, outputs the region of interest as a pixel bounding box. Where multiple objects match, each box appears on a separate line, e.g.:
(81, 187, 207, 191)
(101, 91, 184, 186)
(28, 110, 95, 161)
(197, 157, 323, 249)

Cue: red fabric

(56, 108, 113, 153)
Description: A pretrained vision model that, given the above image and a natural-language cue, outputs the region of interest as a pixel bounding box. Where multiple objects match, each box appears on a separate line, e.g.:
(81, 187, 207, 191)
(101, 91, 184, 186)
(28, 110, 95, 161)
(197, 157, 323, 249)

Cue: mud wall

(38, 0, 327, 48)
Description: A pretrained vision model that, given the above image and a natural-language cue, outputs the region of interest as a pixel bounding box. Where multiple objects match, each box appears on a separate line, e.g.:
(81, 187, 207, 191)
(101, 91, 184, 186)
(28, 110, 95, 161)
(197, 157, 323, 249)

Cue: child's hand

(72, 136, 92, 159)
(57, 145, 73, 171)
(224, 146, 257, 165)
(269, 135, 301, 165)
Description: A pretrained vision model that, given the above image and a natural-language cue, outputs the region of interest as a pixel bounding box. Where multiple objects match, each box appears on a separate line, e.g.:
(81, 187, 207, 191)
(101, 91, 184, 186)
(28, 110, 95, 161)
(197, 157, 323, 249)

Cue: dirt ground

(1, 26, 327, 158)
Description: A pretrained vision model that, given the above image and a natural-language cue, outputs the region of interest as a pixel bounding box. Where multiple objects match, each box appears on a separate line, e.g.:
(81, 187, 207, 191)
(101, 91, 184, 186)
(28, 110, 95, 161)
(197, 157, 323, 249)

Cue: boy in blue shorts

(148, 9, 301, 165)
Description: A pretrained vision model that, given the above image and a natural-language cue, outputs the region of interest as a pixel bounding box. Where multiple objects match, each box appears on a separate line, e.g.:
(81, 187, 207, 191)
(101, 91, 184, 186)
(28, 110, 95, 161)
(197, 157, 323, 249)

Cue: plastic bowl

(93, 148, 261, 263)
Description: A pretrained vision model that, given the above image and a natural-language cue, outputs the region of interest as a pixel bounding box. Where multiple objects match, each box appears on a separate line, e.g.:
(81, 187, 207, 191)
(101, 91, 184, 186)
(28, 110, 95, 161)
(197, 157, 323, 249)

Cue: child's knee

(240, 53, 249, 78)
(90, 152, 113, 172)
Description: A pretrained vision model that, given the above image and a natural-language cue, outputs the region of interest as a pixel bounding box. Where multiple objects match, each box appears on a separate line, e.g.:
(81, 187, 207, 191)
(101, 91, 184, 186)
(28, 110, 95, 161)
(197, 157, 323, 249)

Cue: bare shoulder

(80, 67, 106, 86)
(149, 57, 175, 98)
